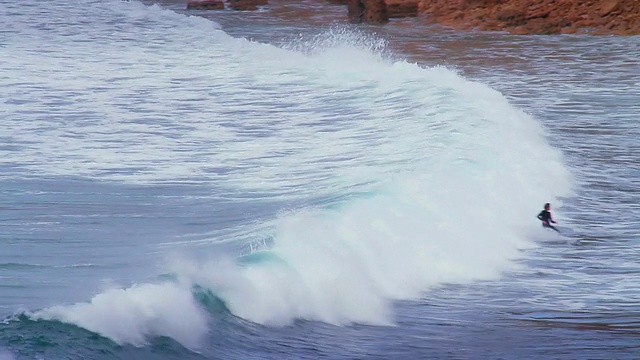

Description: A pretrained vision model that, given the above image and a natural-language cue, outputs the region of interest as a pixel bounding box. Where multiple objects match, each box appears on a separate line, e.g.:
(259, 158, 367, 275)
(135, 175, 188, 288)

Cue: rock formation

(186, 0, 224, 10)
(186, 0, 640, 34)
(348, 0, 389, 24)
(418, 0, 640, 35)
(344, 0, 640, 34)
(387, 0, 419, 18)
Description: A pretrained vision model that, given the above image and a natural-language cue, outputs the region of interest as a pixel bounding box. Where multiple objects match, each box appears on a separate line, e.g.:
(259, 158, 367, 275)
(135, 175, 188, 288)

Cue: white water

(2, 0, 574, 349)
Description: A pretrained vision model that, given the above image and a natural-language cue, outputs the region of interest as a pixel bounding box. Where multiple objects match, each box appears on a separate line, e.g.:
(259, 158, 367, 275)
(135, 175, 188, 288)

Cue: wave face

(1, 0, 573, 350)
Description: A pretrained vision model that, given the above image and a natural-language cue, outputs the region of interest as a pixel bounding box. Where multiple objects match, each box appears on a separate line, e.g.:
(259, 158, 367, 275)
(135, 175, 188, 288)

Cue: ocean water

(0, 0, 638, 359)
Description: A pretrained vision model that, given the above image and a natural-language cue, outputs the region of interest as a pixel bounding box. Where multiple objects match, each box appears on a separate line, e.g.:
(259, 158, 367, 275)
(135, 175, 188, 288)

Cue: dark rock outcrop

(387, 0, 419, 18)
(186, 0, 224, 10)
(187, 0, 640, 33)
(348, 0, 390, 24)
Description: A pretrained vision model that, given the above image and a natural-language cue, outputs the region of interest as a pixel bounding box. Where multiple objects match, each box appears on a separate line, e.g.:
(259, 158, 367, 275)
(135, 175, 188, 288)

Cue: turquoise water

(1, 0, 638, 358)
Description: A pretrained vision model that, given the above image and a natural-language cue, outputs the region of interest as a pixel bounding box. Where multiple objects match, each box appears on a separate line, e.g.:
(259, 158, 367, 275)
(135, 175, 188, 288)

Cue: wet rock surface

(417, 0, 640, 35)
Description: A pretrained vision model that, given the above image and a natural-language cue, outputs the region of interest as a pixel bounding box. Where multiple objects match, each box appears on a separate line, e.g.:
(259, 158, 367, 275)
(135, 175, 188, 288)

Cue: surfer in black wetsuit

(537, 203, 559, 233)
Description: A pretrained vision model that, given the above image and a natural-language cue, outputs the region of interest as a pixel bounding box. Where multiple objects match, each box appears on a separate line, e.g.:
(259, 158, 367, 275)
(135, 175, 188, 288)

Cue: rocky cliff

(417, 0, 640, 35)
(186, 0, 640, 35)
(345, 0, 640, 34)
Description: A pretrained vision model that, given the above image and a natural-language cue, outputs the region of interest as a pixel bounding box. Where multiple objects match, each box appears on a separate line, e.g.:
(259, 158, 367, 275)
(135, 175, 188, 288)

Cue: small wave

(0, 263, 99, 270)
(53, 263, 100, 269)
(515, 312, 640, 334)
(0, 263, 44, 270)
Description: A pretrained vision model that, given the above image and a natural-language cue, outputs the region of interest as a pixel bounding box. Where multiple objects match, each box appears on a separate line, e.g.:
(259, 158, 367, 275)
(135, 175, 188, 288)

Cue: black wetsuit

(537, 210, 559, 232)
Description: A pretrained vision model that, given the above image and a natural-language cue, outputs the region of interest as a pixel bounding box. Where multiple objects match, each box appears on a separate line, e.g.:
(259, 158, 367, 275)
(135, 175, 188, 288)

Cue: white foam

(173, 160, 569, 326)
(164, 33, 574, 325)
(32, 283, 207, 349)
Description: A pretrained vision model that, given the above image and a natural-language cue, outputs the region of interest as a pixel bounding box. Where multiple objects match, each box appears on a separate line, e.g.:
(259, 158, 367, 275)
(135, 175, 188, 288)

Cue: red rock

(495, 7, 525, 26)
(348, 0, 389, 24)
(459, 0, 507, 10)
(526, 10, 550, 20)
(348, 0, 366, 22)
(415, 0, 640, 34)
(599, 0, 620, 17)
(208, 0, 639, 34)
(386, 0, 420, 18)
(186, 0, 224, 10)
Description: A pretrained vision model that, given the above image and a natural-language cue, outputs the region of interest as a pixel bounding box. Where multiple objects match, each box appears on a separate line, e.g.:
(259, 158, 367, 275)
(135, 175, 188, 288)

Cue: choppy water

(1, 0, 639, 359)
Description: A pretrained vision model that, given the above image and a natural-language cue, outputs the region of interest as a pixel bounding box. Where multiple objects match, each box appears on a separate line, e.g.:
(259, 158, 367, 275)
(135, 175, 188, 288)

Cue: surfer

(537, 203, 559, 233)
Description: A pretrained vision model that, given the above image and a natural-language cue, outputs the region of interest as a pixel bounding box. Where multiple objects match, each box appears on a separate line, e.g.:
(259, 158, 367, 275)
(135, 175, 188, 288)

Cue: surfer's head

(544, 203, 551, 210)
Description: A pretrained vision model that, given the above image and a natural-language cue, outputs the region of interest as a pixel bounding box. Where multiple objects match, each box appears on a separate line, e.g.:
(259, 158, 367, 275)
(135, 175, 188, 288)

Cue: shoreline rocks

(185, 0, 640, 35)
(347, 0, 420, 24)
(418, 0, 640, 35)
(186, 0, 224, 10)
